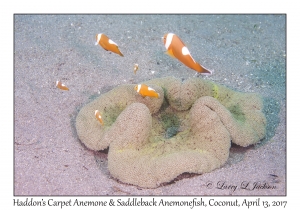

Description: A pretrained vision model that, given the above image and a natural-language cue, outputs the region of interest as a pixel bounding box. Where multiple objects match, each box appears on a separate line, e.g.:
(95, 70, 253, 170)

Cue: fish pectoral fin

(99, 43, 109, 51)
(139, 93, 146, 98)
(165, 49, 176, 58)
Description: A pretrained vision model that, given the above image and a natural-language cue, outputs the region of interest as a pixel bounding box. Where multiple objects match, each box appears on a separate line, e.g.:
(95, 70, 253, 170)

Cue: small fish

(134, 84, 160, 98)
(95, 33, 124, 56)
(163, 33, 212, 75)
(56, 80, 69, 91)
(133, 64, 139, 74)
(95, 110, 104, 125)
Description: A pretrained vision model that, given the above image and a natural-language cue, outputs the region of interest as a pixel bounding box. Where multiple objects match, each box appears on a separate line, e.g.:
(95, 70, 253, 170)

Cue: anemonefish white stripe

(137, 84, 141, 92)
(165, 33, 174, 49)
(95, 33, 102, 45)
(148, 87, 155, 91)
(108, 39, 118, 46)
(181, 46, 190, 56)
(182, 46, 196, 63)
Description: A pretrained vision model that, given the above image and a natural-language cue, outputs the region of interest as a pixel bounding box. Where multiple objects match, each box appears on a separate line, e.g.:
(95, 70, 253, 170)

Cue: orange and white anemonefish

(163, 33, 212, 75)
(56, 80, 69, 91)
(134, 84, 160, 98)
(133, 63, 139, 74)
(95, 33, 124, 57)
(95, 110, 104, 125)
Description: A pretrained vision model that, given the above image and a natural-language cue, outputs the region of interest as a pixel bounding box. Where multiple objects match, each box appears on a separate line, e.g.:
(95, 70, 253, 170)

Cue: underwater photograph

(14, 14, 286, 195)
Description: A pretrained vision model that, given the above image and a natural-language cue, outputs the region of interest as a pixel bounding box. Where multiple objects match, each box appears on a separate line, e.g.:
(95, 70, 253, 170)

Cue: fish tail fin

(197, 64, 213, 75)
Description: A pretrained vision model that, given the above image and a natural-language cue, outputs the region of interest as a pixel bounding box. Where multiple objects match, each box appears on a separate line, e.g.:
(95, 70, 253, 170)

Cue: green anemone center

(160, 112, 180, 139)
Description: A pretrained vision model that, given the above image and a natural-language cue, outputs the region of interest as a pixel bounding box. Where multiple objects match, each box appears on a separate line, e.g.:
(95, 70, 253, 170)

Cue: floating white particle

(151, 71, 155, 74)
